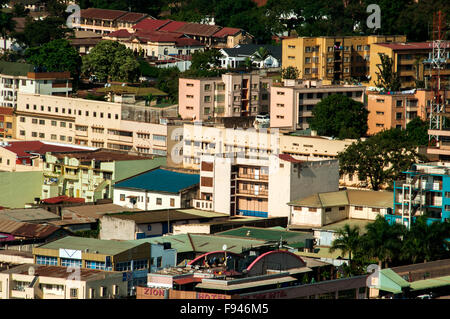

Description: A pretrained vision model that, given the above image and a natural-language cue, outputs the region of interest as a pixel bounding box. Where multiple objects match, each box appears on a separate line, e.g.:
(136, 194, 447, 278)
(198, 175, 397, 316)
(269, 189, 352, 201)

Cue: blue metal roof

(114, 169, 199, 193)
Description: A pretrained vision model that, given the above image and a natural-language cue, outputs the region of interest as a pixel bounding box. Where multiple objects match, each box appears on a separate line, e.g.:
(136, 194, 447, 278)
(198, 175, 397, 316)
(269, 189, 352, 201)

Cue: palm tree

(400, 216, 450, 264)
(0, 12, 16, 52)
(252, 46, 270, 67)
(363, 216, 405, 268)
(329, 224, 361, 267)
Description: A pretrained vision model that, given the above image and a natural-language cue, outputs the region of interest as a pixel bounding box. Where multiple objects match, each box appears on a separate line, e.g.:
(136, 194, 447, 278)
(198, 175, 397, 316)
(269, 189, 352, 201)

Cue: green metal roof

(37, 236, 145, 255)
(215, 226, 314, 246)
(130, 233, 266, 254)
(410, 275, 450, 291)
(295, 246, 350, 259)
(0, 61, 34, 76)
(378, 269, 411, 294)
(318, 219, 374, 235)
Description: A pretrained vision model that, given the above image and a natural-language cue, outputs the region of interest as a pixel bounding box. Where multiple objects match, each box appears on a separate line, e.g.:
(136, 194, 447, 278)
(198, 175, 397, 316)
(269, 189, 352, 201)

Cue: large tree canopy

(81, 40, 140, 83)
(13, 17, 73, 48)
(309, 94, 369, 139)
(24, 39, 81, 76)
(338, 128, 427, 190)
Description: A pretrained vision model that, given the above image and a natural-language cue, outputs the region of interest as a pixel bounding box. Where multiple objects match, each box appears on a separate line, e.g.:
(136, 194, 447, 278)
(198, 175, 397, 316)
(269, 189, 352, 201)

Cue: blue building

(388, 163, 450, 228)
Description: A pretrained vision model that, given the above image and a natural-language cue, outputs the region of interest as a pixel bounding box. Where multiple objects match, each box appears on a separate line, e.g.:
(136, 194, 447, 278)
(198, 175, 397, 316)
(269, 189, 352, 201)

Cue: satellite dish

(222, 244, 227, 251)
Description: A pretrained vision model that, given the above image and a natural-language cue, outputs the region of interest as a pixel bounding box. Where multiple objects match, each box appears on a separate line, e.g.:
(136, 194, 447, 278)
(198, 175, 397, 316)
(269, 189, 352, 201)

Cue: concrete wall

(0, 171, 44, 208)
(113, 188, 182, 211)
(99, 215, 136, 240)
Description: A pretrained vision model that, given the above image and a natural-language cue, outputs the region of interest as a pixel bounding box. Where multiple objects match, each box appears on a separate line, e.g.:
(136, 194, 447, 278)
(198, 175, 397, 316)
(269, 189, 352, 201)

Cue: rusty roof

(116, 12, 148, 23)
(80, 8, 128, 20)
(175, 23, 222, 37)
(2, 264, 120, 281)
(0, 219, 61, 239)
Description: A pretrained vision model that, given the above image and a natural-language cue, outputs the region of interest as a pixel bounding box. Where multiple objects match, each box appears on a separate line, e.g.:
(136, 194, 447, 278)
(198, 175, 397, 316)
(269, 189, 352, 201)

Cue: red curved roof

(246, 250, 305, 272)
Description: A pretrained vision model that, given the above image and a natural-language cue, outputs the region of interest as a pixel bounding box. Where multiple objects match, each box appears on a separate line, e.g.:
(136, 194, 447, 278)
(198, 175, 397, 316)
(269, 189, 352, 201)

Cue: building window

(354, 206, 363, 211)
(70, 288, 78, 299)
(156, 198, 162, 205)
(308, 207, 317, 212)
(36, 255, 57, 266)
(120, 194, 125, 201)
(61, 258, 82, 267)
(170, 198, 175, 207)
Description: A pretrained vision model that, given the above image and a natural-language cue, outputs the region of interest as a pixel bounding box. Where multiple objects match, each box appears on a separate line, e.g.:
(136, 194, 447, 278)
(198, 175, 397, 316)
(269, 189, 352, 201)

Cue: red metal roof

(278, 154, 303, 163)
(175, 23, 221, 37)
(375, 42, 450, 51)
(132, 18, 172, 31)
(133, 30, 182, 43)
(80, 8, 128, 20)
(107, 29, 132, 38)
(41, 196, 85, 204)
(2, 141, 89, 159)
(158, 21, 188, 33)
(0, 219, 61, 239)
(213, 27, 242, 38)
(175, 38, 203, 47)
(117, 12, 148, 23)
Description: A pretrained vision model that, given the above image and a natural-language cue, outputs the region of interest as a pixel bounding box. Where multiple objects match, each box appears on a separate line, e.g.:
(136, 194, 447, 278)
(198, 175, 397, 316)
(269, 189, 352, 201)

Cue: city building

(288, 189, 393, 228)
(178, 72, 272, 121)
(15, 92, 181, 156)
(0, 61, 72, 108)
(269, 80, 366, 130)
(41, 149, 165, 202)
(0, 263, 127, 299)
(218, 44, 282, 69)
(0, 107, 14, 139)
(282, 35, 407, 84)
(99, 209, 229, 240)
(72, 8, 150, 35)
(193, 152, 339, 220)
(32, 236, 152, 292)
(113, 167, 199, 211)
(369, 41, 450, 89)
(389, 162, 450, 227)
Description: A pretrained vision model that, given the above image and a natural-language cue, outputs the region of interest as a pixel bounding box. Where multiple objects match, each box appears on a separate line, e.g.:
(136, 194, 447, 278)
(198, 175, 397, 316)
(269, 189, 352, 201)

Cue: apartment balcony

(236, 188, 268, 198)
(108, 135, 133, 143)
(193, 199, 213, 211)
(236, 173, 269, 181)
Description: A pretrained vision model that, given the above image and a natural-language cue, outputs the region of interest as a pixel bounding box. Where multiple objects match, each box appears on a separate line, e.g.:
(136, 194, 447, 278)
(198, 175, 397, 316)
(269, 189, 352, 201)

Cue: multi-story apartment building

(369, 41, 450, 89)
(269, 80, 366, 130)
(0, 61, 72, 108)
(180, 123, 356, 169)
(41, 149, 165, 202)
(15, 92, 182, 156)
(0, 107, 14, 139)
(390, 162, 450, 228)
(72, 8, 149, 35)
(179, 72, 272, 120)
(367, 89, 450, 135)
(192, 153, 339, 220)
(282, 35, 406, 84)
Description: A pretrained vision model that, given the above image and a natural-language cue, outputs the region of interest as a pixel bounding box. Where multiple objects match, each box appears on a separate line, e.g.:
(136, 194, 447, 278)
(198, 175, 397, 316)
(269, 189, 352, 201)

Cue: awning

(410, 276, 450, 291)
(173, 277, 203, 285)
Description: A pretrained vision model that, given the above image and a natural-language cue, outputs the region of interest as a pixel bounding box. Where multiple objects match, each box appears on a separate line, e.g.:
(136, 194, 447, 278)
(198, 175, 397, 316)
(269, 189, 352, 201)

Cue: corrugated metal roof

(37, 236, 146, 255)
(216, 226, 313, 244)
(410, 276, 450, 291)
(319, 191, 348, 207)
(195, 276, 297, 290)
(0, 208, 60, 222)
(0, 219, 61, 238)
(114, 168, 199, 193)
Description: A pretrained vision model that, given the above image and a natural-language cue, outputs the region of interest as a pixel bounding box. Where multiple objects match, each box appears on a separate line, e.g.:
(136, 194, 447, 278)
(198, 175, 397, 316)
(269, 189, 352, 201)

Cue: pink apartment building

(270, 80, 366, 130)
(178, 72, 272, 121)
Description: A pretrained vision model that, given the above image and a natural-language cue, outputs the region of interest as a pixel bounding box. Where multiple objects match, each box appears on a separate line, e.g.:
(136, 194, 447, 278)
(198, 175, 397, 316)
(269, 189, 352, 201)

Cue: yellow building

(0, 107, 15, 140)
(282, 35, 406, 84)
(369, 42, 450, 89)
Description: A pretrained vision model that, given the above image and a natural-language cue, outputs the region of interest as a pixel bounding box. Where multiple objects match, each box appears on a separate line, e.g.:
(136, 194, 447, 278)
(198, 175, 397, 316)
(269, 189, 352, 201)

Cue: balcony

(236, 188, 268, 197)
(236, 173, 269, 181)
(193, 199, 213, 211)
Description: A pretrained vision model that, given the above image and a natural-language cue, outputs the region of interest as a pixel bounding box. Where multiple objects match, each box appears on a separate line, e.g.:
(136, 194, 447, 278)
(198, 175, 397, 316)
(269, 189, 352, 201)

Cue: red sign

(143, 288, 166, 298)
(197, 292, 229, 299)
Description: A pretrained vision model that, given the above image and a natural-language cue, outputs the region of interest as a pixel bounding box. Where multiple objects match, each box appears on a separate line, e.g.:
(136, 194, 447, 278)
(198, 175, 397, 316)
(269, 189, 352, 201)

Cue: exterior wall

(270, 86, 296, 128)
(0, 108, 15, 139)
(150, 244, 177, 273)
(15, 93, 170, 155)
(99, 215, 136, 240)
(290, 206, 324, 227)
(348, 205, 387, 220)
(113, 188, 182, 211)
(0, 171, 44, 208)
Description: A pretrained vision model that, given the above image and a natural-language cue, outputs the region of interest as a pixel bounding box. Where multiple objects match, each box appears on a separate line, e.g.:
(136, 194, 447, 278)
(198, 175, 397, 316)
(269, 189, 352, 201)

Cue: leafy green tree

(82, 40, 140, 83)
(184, 49, 225, 77)
(13, 17, 73, 48)
(281, 66, 300, 79)
(362, 215, 405, 268)
(309, 94, 369, 139)
(329, 224, 362, 267)
(0, 12, 16, 51)
(405, 117, 429, 146)
(338, 128, 427, 190)
(12, 3, 29, 17)
(24, 39, 81, 77)
(156, 66, 181, 103)
(375, 53, 401, 92)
